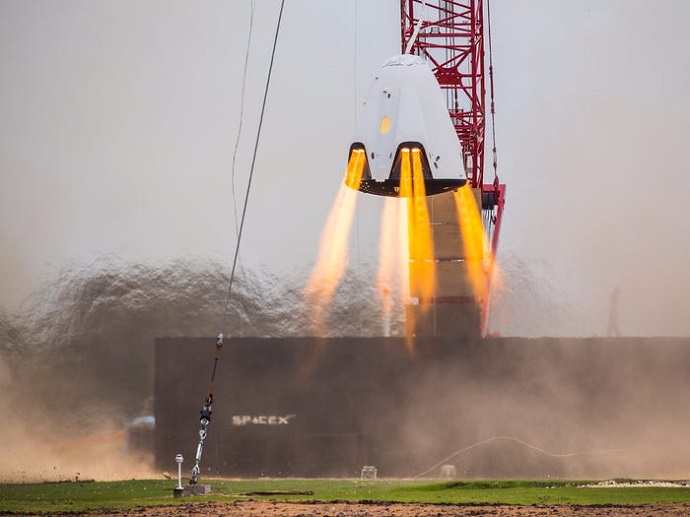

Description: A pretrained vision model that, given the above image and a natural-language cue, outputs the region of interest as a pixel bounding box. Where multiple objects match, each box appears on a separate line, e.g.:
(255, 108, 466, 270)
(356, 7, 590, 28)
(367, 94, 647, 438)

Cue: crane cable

(222, 0, 285, 329)
(486, 0, 499, 187)
(412, 436, 624, 479)
(482, 0, 501, 252)
(189, 0, 286, 485)
(230, 1, 256, 238)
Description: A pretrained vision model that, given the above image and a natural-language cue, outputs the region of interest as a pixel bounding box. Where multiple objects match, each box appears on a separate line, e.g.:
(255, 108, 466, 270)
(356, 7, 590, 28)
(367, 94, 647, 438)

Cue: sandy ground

(36, 500, 689, 516)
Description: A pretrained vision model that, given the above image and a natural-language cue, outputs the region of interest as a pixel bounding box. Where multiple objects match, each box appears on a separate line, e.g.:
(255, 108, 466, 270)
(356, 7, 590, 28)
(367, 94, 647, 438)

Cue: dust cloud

(0, 328, 146, 482)
(0, 258, 393, 482)
(2, 255, 690, 481)
(389, 337, 690, 479)
(488, 253, 573, 337)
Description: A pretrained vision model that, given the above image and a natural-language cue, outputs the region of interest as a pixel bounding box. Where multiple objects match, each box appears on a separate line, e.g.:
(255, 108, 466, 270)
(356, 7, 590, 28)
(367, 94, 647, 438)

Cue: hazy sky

(2, 1, 690, 336)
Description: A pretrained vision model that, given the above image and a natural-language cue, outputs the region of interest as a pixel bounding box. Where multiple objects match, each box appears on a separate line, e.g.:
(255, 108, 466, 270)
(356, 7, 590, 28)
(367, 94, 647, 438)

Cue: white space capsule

(347, 54, 466, 197)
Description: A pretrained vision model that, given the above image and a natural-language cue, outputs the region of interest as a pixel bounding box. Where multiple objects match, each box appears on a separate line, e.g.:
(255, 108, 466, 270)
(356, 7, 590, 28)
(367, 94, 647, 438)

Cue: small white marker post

(173, 454, 184, 497)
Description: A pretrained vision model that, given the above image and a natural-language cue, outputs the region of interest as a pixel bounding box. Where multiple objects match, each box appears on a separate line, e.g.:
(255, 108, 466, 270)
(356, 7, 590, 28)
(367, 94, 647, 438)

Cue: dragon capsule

(346, 54, 466, 197)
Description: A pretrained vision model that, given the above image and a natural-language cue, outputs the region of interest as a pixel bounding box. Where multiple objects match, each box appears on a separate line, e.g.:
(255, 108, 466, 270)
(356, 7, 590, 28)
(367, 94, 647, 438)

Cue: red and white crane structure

(401, 0, 505, 257)
(401, 0, 506, 334)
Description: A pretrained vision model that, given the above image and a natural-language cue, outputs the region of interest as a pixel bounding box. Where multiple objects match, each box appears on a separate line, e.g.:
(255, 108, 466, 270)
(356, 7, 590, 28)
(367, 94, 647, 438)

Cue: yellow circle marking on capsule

(379, 115, 391, 135)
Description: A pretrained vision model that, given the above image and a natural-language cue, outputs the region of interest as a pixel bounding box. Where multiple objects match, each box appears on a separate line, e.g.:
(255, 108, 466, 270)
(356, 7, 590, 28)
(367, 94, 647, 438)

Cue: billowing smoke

(488, 253, 577, 337)
(388, 336, 690, 480)
(4, 255, 687, 481)
(0, 258, 402, 481)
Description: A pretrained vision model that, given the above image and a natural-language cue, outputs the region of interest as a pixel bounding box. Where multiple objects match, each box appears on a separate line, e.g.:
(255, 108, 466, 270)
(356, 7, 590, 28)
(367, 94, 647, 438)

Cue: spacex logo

(231, 414, 297, 426)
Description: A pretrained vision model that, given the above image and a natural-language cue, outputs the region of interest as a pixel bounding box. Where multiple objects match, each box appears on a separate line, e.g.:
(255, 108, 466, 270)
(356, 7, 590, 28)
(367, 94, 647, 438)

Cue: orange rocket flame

(454, 184, 490, 304)
(396, 148, 437, 349)
(344, 148, 366, 190)
(398, 198, 414, 353)
(406, 148, 436, 306)
(377, 193, 416, 351)
(377, 198, 396, 337)
(398, 198, 410, 303)
(304, 150, 365, 335)
(377, 197, 408, 337)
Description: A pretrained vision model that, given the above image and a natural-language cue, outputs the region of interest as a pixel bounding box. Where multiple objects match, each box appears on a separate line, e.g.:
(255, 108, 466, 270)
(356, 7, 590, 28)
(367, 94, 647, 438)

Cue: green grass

(2, 479, 690, 514)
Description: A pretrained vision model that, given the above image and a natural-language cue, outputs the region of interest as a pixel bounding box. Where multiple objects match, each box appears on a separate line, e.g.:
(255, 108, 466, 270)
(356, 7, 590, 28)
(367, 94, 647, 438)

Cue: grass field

(2, 479, 690, 514)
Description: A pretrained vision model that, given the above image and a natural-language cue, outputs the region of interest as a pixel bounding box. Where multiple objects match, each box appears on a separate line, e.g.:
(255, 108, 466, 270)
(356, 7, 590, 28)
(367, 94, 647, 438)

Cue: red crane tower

(401, 0, 506, 335)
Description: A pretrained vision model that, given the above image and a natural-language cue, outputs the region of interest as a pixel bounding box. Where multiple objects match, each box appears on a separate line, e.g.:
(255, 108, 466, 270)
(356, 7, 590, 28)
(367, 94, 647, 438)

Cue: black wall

(155, 337, 690, 478)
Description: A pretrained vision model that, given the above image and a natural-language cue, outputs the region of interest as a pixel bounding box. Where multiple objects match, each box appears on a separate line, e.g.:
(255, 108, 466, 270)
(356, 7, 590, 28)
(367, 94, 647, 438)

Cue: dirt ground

(80, 501, 690, 516)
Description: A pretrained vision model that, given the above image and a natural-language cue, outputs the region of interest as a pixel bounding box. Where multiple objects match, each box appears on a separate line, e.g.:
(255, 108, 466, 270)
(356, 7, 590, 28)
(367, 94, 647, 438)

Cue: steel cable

(221, 0, 286, 330)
